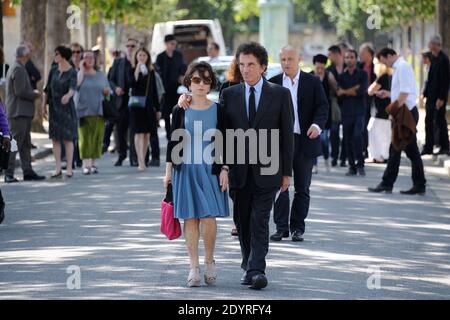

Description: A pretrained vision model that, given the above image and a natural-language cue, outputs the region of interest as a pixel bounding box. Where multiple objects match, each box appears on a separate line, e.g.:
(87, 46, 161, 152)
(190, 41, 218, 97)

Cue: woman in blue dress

(164, 62, 230, 287)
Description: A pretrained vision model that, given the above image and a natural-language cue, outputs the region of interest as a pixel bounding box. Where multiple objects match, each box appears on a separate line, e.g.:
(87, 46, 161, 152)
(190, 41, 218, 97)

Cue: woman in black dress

(129, 47, 160, 171)
(49, 46, 78, 178)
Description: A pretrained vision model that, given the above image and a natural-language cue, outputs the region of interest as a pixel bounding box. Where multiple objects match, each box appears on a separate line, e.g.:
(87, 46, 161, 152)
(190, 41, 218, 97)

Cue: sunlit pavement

(1, 134, 449, 299)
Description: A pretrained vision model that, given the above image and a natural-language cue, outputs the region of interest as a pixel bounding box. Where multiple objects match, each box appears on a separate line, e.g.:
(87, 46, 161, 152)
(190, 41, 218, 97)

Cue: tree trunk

(90, 22, 100, 48)
(21, 0, 47, 133)
(439, 0, 450, 56)
(45, 0, 70, 78)
(83, 0, 89, 49)
(0, 1, 4, 49)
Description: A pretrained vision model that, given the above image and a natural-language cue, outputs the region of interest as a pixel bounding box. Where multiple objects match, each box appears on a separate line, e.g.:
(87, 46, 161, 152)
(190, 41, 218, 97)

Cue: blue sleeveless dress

(172, 103, 230, 220)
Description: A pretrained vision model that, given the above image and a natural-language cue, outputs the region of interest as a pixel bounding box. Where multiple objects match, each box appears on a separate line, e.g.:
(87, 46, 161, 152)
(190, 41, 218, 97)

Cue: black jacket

(166, 104, 228, 175)
(220, 80, 294, 189)
(269, 72, 329, 158)
(424, 50, 450, 102)
(108, 57, 133, 109)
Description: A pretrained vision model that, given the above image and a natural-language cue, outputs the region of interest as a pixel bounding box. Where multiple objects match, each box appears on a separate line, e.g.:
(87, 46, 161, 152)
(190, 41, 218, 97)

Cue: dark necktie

(249, 86, 256, 125)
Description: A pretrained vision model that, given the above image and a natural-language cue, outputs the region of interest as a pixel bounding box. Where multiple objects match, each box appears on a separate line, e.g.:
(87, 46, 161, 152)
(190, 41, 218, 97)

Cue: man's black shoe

(114, 159, 123, 167)
(149, 159, 160, 167)
(437, 149, 450, 156)
(420, 149, 433, 156)
(345, 168, 357, 176)
(0, 204, 5, 224)
(291, 230, 304, 242)
(240, 271, 251, 285)
(249, 274, 268, 290)
(357, 167, 366, 177)
(130, 160, 138, 167)
(4, 176, 19, 183)
(368, 183, 393, 193)
(400, 187, 426, 195)
(23, 173, 45, 181)
(340, 161, 347, 167)
(31, 143, 37, 149)
(270, 230, 289, 241)
(331, 159, 338, 167)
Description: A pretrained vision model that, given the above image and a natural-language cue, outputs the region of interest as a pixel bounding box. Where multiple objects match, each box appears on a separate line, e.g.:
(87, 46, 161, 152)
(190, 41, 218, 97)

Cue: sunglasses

(72, 50, 82, 54)
(126, 45, 136, 48)
(191, 77, 212, 85)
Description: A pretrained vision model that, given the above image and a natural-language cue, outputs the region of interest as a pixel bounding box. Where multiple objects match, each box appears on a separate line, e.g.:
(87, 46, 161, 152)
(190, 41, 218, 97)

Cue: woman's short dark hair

(183, 62, 217, 90)
(235, 42, 268, 69)
(377, 48, 397, 59)
(55, 45, 72, 61)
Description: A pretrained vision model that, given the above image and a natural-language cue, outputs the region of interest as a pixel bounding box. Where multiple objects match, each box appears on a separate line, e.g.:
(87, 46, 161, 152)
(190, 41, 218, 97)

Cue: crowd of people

(0, 32, 448, 290)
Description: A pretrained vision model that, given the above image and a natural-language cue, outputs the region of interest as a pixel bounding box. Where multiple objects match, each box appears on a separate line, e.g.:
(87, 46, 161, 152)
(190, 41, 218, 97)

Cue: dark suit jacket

(108, 57, 132, 110)
(220, 80, 294, 189)
(424, 50, 450, 103)
(269, 72, 329, 158)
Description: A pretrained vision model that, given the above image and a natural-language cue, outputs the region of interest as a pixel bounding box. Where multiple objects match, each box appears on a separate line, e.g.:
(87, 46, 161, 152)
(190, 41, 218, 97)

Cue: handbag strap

(164, 183, 173, 203)
(144, 71, 151, 98)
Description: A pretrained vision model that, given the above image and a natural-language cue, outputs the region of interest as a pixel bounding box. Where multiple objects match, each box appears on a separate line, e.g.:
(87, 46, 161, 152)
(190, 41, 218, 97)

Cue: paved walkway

(0, 129, 449, 299)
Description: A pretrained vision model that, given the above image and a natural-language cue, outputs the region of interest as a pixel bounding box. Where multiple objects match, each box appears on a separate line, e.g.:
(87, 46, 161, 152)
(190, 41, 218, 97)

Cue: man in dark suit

(422, 35, 450, 155)
(268, 46, 329, 242)
(108, 38, 138, 167)
(155, 34, 187, 140)
(220, 42, 294, 290)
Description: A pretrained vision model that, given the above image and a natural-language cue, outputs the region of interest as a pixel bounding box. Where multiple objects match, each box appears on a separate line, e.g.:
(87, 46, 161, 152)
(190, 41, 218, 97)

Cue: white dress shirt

(282, 71, 321, 135)
(391, 57, 417, 110)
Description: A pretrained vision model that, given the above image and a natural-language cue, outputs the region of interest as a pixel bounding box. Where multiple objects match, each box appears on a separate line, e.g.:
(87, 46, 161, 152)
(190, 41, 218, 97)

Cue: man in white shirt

(268, 45, 329, 241)
(368, 48, 426, 195)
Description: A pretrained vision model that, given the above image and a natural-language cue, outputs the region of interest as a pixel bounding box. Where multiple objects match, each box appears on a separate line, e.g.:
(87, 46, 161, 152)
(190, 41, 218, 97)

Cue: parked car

(177, 57, 283, 102)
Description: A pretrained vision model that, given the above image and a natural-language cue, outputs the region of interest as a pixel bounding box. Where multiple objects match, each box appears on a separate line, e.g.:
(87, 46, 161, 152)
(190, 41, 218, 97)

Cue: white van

(151, 19, 226, 64)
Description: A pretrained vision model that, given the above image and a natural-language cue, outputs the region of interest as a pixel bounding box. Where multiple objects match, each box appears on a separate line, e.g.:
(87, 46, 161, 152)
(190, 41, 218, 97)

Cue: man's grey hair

(430, 35, 442, 45)
(15, 45, 30, 58)
(279, 45, 300, 56)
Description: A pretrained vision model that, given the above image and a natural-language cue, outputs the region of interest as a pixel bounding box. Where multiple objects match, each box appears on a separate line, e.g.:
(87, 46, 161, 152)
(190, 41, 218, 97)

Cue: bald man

(268, 46, 329, 242)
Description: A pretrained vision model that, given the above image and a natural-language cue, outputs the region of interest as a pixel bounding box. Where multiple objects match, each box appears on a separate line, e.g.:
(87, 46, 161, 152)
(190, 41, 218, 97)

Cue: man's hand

(156, 111, 162, 121)
(219, 169, 229, 192)
(115, 87, 125, 97)
(178, 93, 191, 110)
(376, 90, 390, 99)
(436, 99, 445, 109)
(2, 137, 11, 152)
(280, 176, 290, 192)
(307, 125, 320, 139)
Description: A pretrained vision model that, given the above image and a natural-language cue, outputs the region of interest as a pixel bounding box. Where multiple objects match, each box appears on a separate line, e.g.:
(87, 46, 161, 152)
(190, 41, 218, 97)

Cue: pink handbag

(160, 184, 182, 240)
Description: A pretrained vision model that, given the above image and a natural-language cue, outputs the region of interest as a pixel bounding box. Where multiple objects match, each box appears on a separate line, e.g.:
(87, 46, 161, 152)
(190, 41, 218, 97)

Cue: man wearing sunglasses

(108, 38, 138, 167)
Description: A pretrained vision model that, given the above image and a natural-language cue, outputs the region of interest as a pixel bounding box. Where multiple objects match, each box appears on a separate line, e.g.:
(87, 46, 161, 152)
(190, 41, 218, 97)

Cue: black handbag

(0, 135, 10, 170)
(102, 96, 120, 122)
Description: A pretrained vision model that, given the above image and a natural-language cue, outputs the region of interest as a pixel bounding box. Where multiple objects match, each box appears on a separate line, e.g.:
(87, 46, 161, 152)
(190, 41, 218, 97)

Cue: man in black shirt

(422, 35, 450, 155)
(155, 34, 187, 139)
(337, 49, 368, 177)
